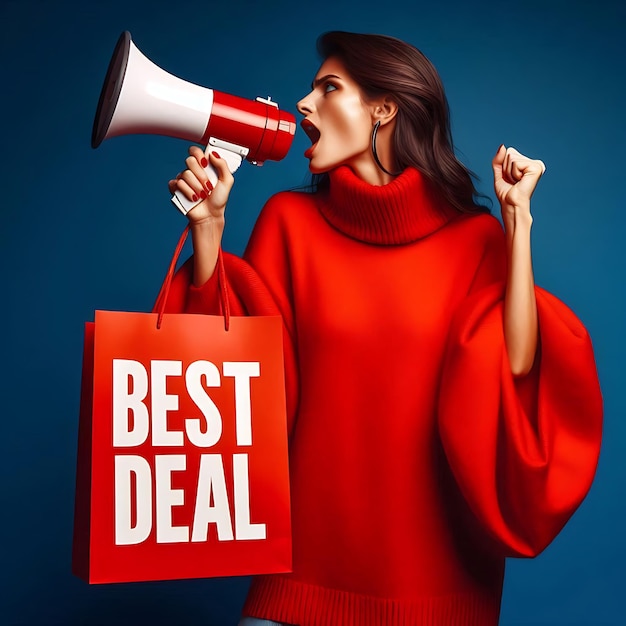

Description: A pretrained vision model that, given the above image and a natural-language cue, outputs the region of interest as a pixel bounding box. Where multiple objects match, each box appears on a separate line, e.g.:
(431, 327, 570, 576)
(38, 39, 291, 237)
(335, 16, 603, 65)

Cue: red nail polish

(212, 151, 220, 159)
(201, 157, 208, 167)
(205, 180, 213, 191)
(192, 194, 198, 202)
(200, 190, 207, 199)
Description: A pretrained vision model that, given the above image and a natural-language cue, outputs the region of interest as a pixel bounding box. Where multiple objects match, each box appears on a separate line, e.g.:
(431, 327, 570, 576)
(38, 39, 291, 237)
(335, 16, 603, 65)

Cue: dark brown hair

(312, 31, 489, 214)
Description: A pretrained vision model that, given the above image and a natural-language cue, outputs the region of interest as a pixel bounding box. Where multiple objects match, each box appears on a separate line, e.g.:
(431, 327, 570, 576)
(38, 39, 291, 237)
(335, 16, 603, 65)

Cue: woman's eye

(324, 83, 337, 94)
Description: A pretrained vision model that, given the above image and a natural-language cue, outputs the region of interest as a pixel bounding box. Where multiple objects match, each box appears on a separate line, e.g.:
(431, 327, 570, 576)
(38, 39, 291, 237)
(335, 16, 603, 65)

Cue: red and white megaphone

(92, 31, 297, 214)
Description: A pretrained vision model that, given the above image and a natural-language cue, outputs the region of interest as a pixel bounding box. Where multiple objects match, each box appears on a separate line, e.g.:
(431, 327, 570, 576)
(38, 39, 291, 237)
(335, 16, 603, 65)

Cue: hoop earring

(371, 121, 401, 177)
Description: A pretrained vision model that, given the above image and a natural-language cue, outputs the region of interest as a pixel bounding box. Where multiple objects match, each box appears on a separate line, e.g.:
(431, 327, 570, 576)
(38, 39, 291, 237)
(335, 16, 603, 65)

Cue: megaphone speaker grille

(92, 31, 132, 148)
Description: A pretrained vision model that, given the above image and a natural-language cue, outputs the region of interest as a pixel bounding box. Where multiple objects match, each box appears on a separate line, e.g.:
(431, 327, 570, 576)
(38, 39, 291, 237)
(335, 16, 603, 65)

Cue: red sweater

(165, 166, 602, 626)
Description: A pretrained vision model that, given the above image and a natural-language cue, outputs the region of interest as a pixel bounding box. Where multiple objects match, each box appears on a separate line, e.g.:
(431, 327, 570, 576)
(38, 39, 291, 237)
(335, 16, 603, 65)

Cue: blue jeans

(238, 618, 294, 626)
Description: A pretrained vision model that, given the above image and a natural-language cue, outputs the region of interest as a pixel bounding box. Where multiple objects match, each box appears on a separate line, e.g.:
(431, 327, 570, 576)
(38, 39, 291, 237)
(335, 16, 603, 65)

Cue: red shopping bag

(73, 228, 292, 583)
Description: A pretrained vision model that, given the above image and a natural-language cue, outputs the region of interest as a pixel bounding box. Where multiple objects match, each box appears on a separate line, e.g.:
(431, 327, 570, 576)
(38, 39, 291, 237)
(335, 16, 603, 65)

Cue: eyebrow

(311, 74, 341, 90)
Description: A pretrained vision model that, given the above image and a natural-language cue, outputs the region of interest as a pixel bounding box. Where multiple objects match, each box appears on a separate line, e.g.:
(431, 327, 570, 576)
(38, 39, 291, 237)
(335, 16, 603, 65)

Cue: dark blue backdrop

(1, 0, 623, 624)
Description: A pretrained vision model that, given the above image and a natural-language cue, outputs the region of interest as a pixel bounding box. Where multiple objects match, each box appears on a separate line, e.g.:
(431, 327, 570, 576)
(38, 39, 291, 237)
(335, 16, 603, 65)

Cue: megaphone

(92, 31, 297, 214)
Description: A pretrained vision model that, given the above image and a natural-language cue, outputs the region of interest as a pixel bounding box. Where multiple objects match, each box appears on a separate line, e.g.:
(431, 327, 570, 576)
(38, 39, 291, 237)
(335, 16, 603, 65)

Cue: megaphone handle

(171, 144, 244, 216)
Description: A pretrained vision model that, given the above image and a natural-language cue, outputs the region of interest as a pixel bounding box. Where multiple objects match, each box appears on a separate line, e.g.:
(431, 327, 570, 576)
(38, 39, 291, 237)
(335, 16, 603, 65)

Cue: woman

(166, 32, 602, 626)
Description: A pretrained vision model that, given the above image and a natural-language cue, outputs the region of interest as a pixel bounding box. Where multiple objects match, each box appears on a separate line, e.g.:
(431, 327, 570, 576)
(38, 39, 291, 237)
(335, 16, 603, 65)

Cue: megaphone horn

(92, 31, 297, 214)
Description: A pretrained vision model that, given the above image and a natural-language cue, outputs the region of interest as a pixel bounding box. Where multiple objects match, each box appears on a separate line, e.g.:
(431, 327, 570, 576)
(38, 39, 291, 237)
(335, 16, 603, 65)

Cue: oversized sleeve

(437, 221, 603, 558)
(159, 193, 300, 432)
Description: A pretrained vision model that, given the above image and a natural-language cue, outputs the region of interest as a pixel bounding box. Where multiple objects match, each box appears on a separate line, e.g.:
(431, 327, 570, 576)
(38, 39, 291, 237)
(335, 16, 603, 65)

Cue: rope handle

(152, 225, 231, 331)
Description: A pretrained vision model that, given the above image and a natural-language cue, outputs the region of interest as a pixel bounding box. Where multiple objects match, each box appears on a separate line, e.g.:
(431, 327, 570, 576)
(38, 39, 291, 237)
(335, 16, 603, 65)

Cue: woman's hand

(168, 145, 234, 224)
(168, 145, 235, 286)
(492, 145, 545, 222)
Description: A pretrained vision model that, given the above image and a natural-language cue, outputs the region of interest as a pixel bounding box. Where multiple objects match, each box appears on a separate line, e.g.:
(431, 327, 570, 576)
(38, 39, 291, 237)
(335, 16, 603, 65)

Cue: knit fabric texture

(165, 165, 602, 626)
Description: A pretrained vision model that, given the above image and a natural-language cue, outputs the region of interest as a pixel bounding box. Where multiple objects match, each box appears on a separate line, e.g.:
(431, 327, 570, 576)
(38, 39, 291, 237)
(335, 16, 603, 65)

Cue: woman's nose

(297, 93, 314, 116)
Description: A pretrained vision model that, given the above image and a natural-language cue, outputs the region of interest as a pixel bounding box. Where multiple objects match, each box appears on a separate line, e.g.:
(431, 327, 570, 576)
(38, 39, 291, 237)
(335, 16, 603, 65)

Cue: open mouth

(301, 119, 321, 145)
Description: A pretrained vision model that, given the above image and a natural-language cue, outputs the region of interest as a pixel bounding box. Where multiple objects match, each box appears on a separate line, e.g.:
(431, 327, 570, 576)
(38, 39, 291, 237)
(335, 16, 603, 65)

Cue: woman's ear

(372, 96, 398, 126)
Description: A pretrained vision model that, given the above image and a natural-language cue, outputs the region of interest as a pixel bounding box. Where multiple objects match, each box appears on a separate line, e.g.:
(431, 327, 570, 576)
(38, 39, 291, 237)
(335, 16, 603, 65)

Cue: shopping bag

(73, 228, 292, 583)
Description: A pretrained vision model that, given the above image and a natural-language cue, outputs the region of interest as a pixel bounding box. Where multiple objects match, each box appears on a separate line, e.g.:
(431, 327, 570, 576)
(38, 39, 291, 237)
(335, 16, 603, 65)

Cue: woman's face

(297, 57, 375, 174)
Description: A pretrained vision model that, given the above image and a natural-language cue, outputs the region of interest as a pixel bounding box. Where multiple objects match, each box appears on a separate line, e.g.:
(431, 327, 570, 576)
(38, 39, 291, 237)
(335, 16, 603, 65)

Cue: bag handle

(152, 225, 231, 331)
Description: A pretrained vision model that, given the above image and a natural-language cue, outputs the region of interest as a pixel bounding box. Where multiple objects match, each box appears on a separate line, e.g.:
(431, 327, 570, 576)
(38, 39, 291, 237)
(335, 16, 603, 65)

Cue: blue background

(1, 0, 624, 624)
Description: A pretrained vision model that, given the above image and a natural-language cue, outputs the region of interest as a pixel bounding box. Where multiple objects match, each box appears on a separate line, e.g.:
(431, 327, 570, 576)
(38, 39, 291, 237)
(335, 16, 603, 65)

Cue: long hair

(311, 31, 489, 214)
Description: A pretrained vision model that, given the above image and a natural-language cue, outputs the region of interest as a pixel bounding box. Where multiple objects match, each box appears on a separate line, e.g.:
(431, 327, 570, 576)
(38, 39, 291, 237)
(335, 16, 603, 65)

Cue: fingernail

(192, 194, 198, 202)
(205, 180, 213, 191)
(498, 144, 505, 152)
(212, 151, 220, 159)
(200, 190, 207, 199)
(201, 157, 208, 167)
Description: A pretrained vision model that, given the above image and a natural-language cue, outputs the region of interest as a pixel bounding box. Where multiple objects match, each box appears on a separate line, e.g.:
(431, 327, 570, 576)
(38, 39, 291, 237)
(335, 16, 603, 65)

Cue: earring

(371, 121, 401, 177)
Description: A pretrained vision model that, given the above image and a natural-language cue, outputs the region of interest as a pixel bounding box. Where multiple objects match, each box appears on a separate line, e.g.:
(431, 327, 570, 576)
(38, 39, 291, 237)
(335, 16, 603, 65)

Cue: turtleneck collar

(318, 166, 459, 245)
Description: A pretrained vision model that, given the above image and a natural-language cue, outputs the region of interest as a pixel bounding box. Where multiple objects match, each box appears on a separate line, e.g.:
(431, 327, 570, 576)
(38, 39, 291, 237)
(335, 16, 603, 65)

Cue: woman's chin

(307, 162, 328, 175)
(307, 158, 337, 175)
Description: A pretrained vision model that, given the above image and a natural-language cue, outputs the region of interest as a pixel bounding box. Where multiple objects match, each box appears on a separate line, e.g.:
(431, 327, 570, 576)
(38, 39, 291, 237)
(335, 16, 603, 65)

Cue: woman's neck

(345, 160, 396, 186)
